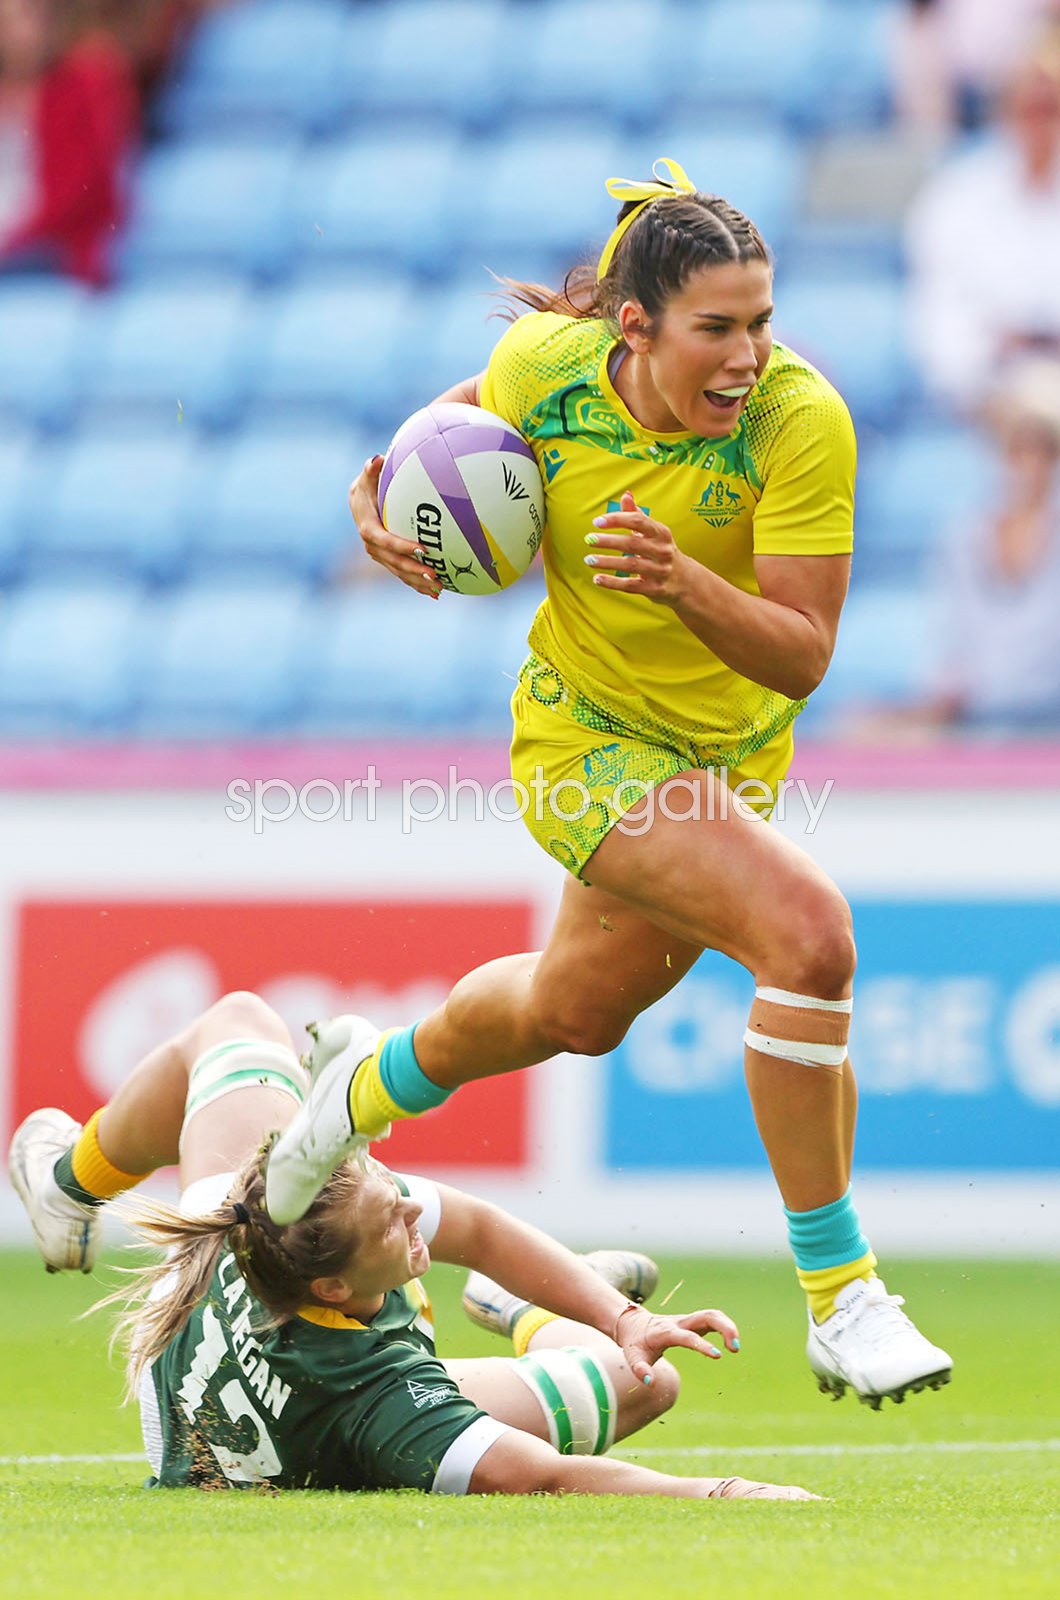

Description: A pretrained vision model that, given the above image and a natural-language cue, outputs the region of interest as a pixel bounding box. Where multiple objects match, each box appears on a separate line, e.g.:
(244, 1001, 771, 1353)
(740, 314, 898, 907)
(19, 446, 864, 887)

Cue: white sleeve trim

(399, 1174, 443, 1247)
(431, 1417, 513, 1496)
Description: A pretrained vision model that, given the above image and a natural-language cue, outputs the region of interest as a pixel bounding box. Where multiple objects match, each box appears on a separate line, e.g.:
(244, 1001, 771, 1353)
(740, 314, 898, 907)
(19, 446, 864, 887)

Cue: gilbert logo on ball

(380, 403, 545, 595)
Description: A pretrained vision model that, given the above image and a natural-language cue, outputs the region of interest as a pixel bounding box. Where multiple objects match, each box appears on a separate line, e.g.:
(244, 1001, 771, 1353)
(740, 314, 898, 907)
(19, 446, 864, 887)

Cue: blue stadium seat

(808, 585, 942, 716)
(82, 278, 259, 429)
(631, 120, 807, 255)
(410, 280, 513, 409)
(157, 0, 350, 137)
(450, 122, 630, 268)
(341, 0, 509, 131)
(0, 432, 38, 582)
(504, 1, 669, 130)
(292, 132, 462, 277)
(188, 424, 366, 580)
(134, 582, 312, 734)
(21, 428, 200, 583)
(0, 279, 89, 430)
(662, 0, 829, 126)
(855, 424, 996, 580)
(804, 0, 899, 131)
(772, 273, 916, 425)
(0, 581, 144, 733)
(251, 276, 418, 424)
(300, 584, 527, 734)
(120, 136, 302, 281)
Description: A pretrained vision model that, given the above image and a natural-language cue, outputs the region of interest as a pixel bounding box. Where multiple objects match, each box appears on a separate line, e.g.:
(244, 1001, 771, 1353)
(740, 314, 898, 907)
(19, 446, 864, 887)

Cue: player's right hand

(699, 1477, 822, 1501)
(349, 455, 443, 599)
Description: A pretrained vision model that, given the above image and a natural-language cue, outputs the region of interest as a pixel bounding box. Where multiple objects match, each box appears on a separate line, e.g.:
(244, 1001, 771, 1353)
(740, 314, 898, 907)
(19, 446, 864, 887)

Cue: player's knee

(781, 889, 856, 999)
(540, 1007, 632, 1058)
(205, 990, 287, 1043)
(643, 1358, 680, 1419)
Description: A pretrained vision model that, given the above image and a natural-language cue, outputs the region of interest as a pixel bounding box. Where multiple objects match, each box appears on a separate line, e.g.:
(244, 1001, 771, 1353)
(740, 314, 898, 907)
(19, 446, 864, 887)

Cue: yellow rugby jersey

(481, 312, 856, 766)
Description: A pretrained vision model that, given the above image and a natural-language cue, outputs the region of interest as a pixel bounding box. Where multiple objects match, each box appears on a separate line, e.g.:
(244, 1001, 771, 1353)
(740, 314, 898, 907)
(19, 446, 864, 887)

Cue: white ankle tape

(510, 1347, 617, 1456)
(182, 1040, 307, 1150)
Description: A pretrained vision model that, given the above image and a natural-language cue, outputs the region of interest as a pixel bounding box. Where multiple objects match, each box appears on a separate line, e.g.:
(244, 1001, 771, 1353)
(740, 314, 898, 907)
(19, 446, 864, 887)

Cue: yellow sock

(512, 1306, 560, 1357)
(347, 1030, 407, 1137)
(798, 1251, 878, 1324)
(69, 1110, 151, 1201)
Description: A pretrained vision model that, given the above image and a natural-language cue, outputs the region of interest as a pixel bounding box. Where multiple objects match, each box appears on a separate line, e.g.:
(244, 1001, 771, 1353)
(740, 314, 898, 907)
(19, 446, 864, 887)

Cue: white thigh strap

(510, 1347, 617, 1457)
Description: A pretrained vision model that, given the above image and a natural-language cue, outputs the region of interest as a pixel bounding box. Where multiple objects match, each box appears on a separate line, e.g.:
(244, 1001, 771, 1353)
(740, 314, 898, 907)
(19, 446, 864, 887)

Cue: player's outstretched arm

(432, 1185, 738, 1383)
(469, 1429, 817, 1502)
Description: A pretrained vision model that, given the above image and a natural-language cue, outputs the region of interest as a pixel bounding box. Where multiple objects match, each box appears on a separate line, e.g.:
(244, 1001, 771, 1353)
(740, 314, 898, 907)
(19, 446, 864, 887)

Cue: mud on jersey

(147, 1185, 500, 1492)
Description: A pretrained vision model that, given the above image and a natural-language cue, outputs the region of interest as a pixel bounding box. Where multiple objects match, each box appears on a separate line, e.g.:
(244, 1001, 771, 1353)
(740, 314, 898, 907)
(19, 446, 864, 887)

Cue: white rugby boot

(463, 1249, 661, 1338)
(8, 1109, 102, 1273)
(264, 1014, 383, 1225)
(807, 1275, 953, 1409)
(580, 1249, 660, 1304)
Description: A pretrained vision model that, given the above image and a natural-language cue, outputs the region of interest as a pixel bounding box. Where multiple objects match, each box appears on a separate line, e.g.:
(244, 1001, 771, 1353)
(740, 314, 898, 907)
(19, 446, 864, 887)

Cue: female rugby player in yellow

(272, 160, 951, 1408)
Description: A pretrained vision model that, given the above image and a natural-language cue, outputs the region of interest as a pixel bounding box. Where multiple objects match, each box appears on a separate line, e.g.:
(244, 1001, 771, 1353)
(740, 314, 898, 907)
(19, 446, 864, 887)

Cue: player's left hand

(584, 491, 691, 606)
(613, 1303, 740, 1386)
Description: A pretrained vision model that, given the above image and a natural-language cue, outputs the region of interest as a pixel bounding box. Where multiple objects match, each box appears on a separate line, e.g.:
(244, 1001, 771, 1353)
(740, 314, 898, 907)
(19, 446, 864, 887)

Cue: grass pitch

(1, 1252, 1056, 1600)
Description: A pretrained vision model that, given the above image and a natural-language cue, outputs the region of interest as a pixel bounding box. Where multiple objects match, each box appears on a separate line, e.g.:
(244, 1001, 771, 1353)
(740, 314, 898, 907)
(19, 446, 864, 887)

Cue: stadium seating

(120, 135, 302, 280)
(0, 0, 965, 740)
(82, 278, 259, 429)
(251, 275, 419, 426)
(0, 433, 37, 583)
(156, 0, 350, 137)
(186, 423, 366, 581)
(772, 273, 915, 426)
(854, 424, 996, 581)
(132, 582, 313, 734)
(291, 133, 463, 278)
(337, 0, 511, 132)
(18, 427, 200, 584)
(0, 581, 144, 734)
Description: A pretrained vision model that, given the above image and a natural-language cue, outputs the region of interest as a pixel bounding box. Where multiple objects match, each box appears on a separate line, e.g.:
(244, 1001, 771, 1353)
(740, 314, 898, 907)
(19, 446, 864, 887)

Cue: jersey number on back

(177, 1305, 282, 1484)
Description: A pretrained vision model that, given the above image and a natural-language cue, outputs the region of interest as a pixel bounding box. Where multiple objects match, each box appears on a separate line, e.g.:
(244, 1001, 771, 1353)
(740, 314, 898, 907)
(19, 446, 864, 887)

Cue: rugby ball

(380, 402, 544, 595)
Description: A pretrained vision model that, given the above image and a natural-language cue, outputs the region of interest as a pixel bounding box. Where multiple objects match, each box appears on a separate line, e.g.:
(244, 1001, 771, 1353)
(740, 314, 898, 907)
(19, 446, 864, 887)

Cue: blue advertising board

(604, 900, 1060, 1172)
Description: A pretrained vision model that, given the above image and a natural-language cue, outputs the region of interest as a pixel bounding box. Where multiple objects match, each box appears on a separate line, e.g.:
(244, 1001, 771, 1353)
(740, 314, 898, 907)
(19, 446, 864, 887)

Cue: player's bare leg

(9, 993, 301, 1270)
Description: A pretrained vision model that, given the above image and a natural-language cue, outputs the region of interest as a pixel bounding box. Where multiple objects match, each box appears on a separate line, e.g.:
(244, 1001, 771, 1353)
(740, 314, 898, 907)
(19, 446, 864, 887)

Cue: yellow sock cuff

(798, 1251, 878, 1324)
(347, 1030, 407, 1138)
(70, 1109, 152, 1201)
(512, 1306, 559, 1357)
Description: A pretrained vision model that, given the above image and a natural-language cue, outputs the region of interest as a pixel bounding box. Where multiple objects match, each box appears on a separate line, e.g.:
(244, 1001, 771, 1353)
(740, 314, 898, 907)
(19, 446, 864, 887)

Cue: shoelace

(843, 1290, 916, 1350)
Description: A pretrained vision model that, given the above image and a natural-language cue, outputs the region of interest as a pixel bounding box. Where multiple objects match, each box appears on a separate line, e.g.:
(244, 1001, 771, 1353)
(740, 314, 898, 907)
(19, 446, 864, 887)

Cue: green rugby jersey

(144, 1179, 506, 1493)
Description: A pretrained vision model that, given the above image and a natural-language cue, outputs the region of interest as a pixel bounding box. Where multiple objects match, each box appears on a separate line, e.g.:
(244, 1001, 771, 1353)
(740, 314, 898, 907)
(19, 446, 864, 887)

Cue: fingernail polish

(584, 555, 597, 567)
(642, 1373, 653, 1387)
(732, 1338, 741, 1351)
(592, 515, 607, 527)
(585, 533, 599, 546)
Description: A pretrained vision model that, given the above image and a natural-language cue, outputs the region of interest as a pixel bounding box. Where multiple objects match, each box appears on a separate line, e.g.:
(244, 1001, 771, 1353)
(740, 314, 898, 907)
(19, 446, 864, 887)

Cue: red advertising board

(12, 898, 533, 1168)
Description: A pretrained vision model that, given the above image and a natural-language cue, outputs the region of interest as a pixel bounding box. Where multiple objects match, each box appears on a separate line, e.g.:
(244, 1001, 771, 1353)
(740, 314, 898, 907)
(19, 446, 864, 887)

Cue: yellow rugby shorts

(509, 654, 792, 880)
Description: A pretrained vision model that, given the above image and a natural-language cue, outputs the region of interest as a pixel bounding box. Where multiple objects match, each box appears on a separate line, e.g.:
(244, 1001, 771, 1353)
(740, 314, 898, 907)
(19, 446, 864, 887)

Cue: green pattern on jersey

(150, 1251, 486, 1491)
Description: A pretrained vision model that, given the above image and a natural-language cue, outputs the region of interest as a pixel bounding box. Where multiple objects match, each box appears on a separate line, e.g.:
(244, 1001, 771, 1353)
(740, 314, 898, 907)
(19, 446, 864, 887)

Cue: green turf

(1, 1252, 1056, 1599)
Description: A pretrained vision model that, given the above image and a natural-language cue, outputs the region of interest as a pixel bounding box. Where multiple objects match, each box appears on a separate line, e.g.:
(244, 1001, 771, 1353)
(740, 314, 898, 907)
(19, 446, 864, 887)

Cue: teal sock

(784, 1187, 870, 1271)
(378, 1024, 452, 1115)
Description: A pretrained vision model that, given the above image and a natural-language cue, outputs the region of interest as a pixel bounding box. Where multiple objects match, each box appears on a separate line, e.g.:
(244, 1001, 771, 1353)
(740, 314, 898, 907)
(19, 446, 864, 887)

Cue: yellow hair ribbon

(596, 156, 698, 281)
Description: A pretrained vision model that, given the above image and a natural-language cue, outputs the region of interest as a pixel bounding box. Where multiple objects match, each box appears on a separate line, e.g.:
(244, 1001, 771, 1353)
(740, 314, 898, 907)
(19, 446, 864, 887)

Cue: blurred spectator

(893, 0, 1060, 139)
(856, 360, 1060, 737)
(0, 0, 138, 285)
(102, 1, 233, 104)
(905, 31, 1060, 409)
